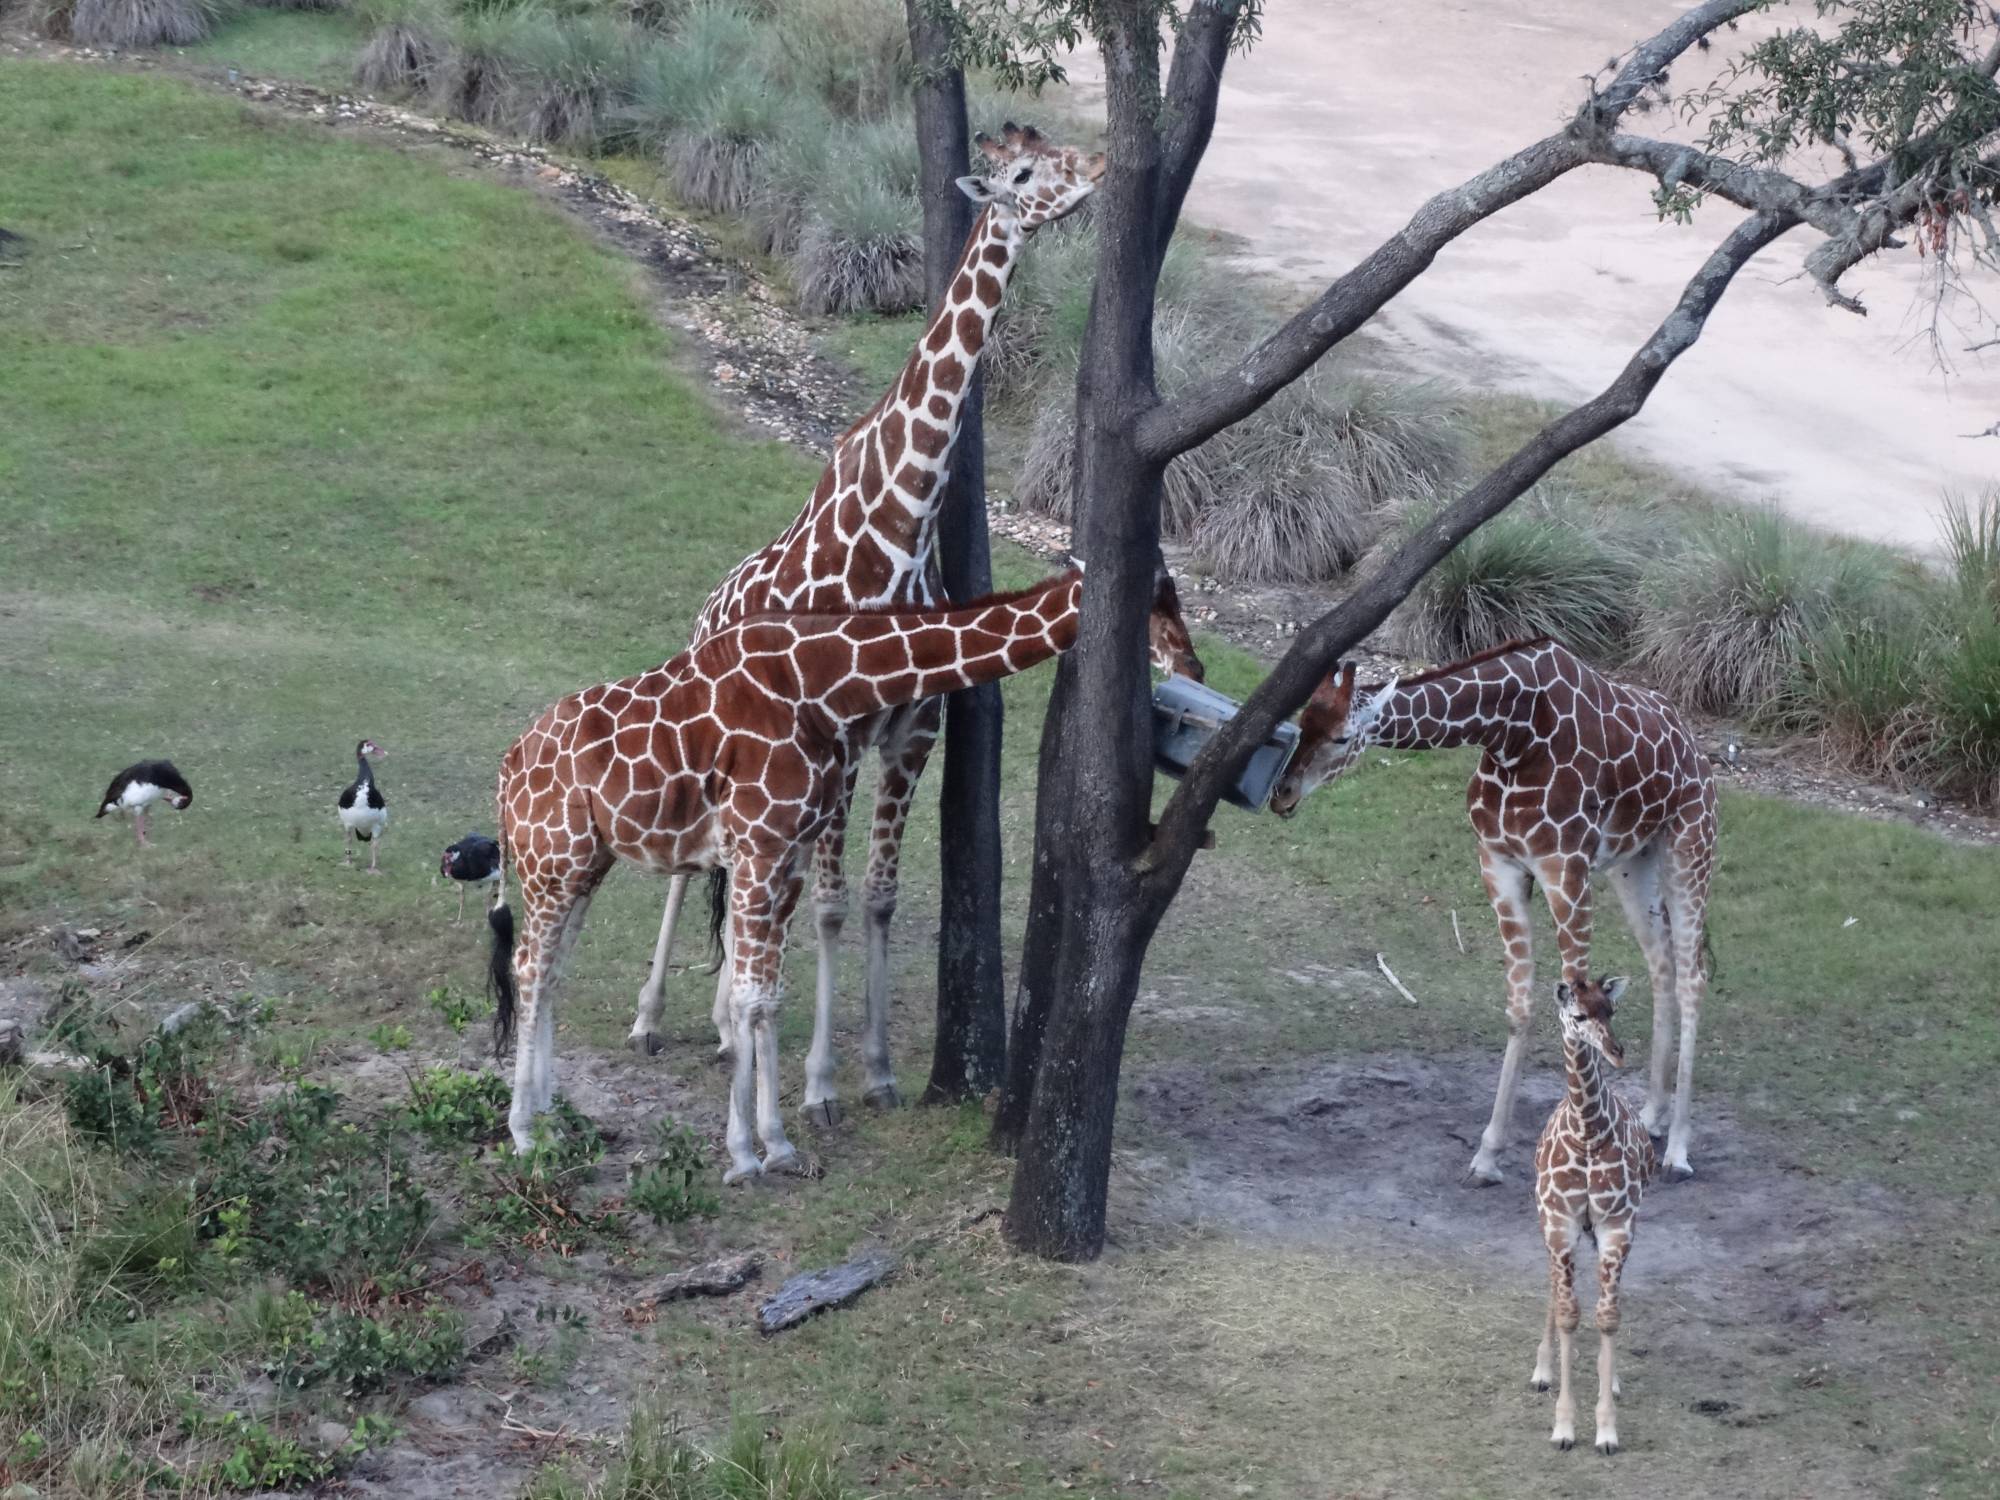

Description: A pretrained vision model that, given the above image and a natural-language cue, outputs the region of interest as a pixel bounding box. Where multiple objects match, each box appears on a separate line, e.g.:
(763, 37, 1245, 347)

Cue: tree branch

(1155, 0, 1243, 250)
(1141, 209, 1796, 879)
(1134, 0, 1764, 463)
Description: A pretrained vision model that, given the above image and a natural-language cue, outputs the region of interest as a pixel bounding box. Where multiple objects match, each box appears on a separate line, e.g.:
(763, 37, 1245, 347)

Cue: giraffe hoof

(626, 1032, 665, 1057)
(1551, 1434, 1574, 1452)
(1595, 1435, 1620, 1456)
(1530, 1376, 1551, 1393)
(713, 1042, 737, 1067)
(761, 1144, 804, 1176)
(863, 1084, 902, 1111)
(1464, 1158, 1504, 1187)
(1667, 1160, 1695, 1182)
(800, 1098, 843, 1129)
(722, 1159, 764, 1186)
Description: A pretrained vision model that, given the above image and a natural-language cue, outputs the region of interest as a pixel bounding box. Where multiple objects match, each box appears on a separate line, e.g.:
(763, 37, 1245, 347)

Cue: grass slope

(2, 59, 1998, 1499)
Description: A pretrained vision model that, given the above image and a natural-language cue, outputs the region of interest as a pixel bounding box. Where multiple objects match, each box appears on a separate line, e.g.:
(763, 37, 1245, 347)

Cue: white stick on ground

(1376, 953, 1420, 1006)
(1451, 909, 1466, 954)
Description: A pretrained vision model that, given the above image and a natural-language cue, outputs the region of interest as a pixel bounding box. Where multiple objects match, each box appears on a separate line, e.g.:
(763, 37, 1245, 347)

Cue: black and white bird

(439, 832, 501, 922)
(95, 761, 193, 847)
(337, 739, 389, 872)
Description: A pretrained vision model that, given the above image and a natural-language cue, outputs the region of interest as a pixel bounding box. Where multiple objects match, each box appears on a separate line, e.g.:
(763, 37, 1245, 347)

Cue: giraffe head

(1268, 665, 1398, 818)
(958, 122, 1105, 232)
(1555, 976, 1630, 1067)
(1148, 570, 1204, 683)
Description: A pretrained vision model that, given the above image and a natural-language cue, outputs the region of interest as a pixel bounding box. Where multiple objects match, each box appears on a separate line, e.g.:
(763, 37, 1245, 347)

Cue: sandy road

(1066, 0, 2000, 552)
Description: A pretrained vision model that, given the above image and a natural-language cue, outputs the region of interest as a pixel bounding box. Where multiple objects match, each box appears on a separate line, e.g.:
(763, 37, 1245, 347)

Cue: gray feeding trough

(1152, 674, 1300, 812)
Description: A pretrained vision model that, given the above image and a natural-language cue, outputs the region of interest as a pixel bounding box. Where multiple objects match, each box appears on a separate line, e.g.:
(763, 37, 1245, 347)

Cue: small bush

(433, 8, 532, 129)
(1793, 604, 1929, 776)
(1369, 485, 1650, 662)
(528, 1409, 856, 1500)
(665, 67, 799, 215)
(768, 0, 907, 120)
(356, 0, 448, 96)
(290, 1306, 466, 1395)
(406, 1065, 510, 1144)
(625, 1120, 718, 1226)
(49, 0, 227, 48)
(1633, 508, 1902, 719)
(794, 174, 924, 315)
(255, 0, 347, 12)
(502, 12, 638, 151)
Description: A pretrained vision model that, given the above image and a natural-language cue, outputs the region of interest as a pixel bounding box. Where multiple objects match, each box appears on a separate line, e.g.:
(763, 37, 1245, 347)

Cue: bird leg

(367, 834, 382, 875)
(133, 811, 149, 848)
(455, 885, 468, 923)
(343, 828, 354, 868)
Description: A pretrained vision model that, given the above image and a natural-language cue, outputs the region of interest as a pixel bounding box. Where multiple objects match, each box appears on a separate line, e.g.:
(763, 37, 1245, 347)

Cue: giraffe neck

(1561, 1032, 1620, 1150)
(863, 205, 1024, 536)
(1369, 660, 1532, 755)
(816, 570, 1082, 721)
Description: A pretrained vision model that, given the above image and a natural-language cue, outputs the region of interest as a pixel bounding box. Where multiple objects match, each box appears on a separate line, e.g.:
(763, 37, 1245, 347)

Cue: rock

(757, 1249, 897, 1334)
(640, 1251, 763, 1306)
(0, 1020, 21, 1066)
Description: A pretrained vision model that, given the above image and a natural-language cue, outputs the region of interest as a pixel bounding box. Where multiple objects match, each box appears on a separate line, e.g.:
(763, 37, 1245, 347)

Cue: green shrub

(357, 0, 448, 95)
(41, 0, 228, 47)
(665, 68, 798, 214)
(502, 11, 639, 150)
(282, 1306, 466, 1395)
(793, 174, 924, 315)
(1369, 484, 1649, 662)
(434, 7, 533, 128)
(625, 1120, 718, 1225)
(1633, 508, 1903, 719)
(406, 1065, 510, 1144)
(425, 981, 493, 1035)
(199, 1084, 434, 1294)
(767, 0, 907, 120)
(1793, 604, 1930, 776)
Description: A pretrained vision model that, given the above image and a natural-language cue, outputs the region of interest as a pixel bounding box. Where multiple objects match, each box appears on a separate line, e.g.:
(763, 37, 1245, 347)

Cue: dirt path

(1066, 0, 2000, 553)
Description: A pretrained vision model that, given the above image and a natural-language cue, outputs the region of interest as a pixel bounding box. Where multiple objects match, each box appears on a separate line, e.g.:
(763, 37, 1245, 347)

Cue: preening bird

(440, 832, 501, 921)
(337, 739, 388, 872)
(95, 761, 193, 846)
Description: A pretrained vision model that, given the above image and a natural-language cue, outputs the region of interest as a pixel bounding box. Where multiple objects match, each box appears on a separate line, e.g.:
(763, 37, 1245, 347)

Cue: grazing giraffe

(627, 124, 1200, 1126)
(1532, 975, 1658, 1454)
(489, 568, 1199, 1182)
(1267, 639, 1717, 1181)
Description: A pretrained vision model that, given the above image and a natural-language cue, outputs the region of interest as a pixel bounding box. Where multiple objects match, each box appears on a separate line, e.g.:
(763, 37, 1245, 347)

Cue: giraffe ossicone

(1270, 638, 1716, 1183)
(1533, 974, 1657, 1454)
(491, 570, 1199, 1184)
(624, 119, 1193, 1126)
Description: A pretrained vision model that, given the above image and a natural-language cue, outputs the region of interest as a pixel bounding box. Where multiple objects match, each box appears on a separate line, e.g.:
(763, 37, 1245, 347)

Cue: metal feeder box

(1151, 674, 1300, 813)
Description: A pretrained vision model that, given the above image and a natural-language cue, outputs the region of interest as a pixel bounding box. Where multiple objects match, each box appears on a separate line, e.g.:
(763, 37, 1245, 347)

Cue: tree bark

(907, 0, 1008, 1103)
(1002, 0, 1172, 1260)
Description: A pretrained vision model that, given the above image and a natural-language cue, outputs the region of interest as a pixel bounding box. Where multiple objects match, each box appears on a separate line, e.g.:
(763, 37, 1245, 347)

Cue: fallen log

(757, 1249, 896, 1334)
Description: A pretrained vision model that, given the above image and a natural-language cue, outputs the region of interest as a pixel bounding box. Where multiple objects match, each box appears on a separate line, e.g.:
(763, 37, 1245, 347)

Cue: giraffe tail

(488, 902, 517, 1058)
(704, 866, 728, 975)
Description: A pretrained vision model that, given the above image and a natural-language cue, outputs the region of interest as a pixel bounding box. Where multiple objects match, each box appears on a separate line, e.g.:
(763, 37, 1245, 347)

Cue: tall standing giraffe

(1532, 975, 1657, 1454)
(627, 123, 1201, 1124)
(489, 569, 1199, 1182)
(1267, 639, 1717, 1182)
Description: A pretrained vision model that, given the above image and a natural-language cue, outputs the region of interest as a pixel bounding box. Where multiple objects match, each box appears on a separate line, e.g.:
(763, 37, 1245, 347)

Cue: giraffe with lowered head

(489, 568, 1200, 1183)
(1532, 974, 1658, 1454)
(1267, 639, 1717, 1182)
(627, 123, 1202, 1123)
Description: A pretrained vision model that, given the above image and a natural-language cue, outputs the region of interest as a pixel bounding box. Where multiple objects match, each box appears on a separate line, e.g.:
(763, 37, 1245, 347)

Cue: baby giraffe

(1533, 975, 1657, 1455)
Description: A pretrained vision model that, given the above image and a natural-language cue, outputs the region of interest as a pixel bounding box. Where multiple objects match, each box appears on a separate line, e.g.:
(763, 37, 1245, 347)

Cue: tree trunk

(907, 0, 1007, 1103)
(1003, 0, 1169, 1259)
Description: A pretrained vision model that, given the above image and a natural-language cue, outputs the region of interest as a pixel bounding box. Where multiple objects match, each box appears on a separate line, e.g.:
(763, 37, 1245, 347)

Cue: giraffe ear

(957, 175, 1001, 204)
(1601, 977, 1629, 1009)
(1555, 981, 1575, 1007)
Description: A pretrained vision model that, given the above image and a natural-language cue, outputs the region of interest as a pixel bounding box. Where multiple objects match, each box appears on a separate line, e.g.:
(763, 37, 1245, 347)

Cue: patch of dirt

(1119, 1049, 1919, 1377)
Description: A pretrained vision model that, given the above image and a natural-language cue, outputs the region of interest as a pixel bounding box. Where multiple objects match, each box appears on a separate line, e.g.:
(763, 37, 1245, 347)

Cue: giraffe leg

(1532, 1284, 1557, 1391)
(628, 873, 688, 1057)
(1547, 1228, 1581, 1449)
(711, 922, 735, 1060)
(802, 780, 858, 1126)
(535, 890, 594, 1113)
(507, 892, 571, 1151)
(859, 701, 938, 1111)
(1594, 1220, 1633, 1454)
(1662, 841, 1712, 1179)
(1470, 852, 1535, 1184)
(723, 854, 803, 1181)
(1610, 846, 1676, 1137)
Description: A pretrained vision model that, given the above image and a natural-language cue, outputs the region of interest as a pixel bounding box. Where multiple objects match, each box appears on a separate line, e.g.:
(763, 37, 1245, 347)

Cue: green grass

(180, 8, 371, 90)
(4, 58, 2000, 1500)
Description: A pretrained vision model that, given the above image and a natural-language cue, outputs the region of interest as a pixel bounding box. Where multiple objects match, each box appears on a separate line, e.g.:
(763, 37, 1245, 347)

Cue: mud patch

(1118, 1051, 1918, 1374)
